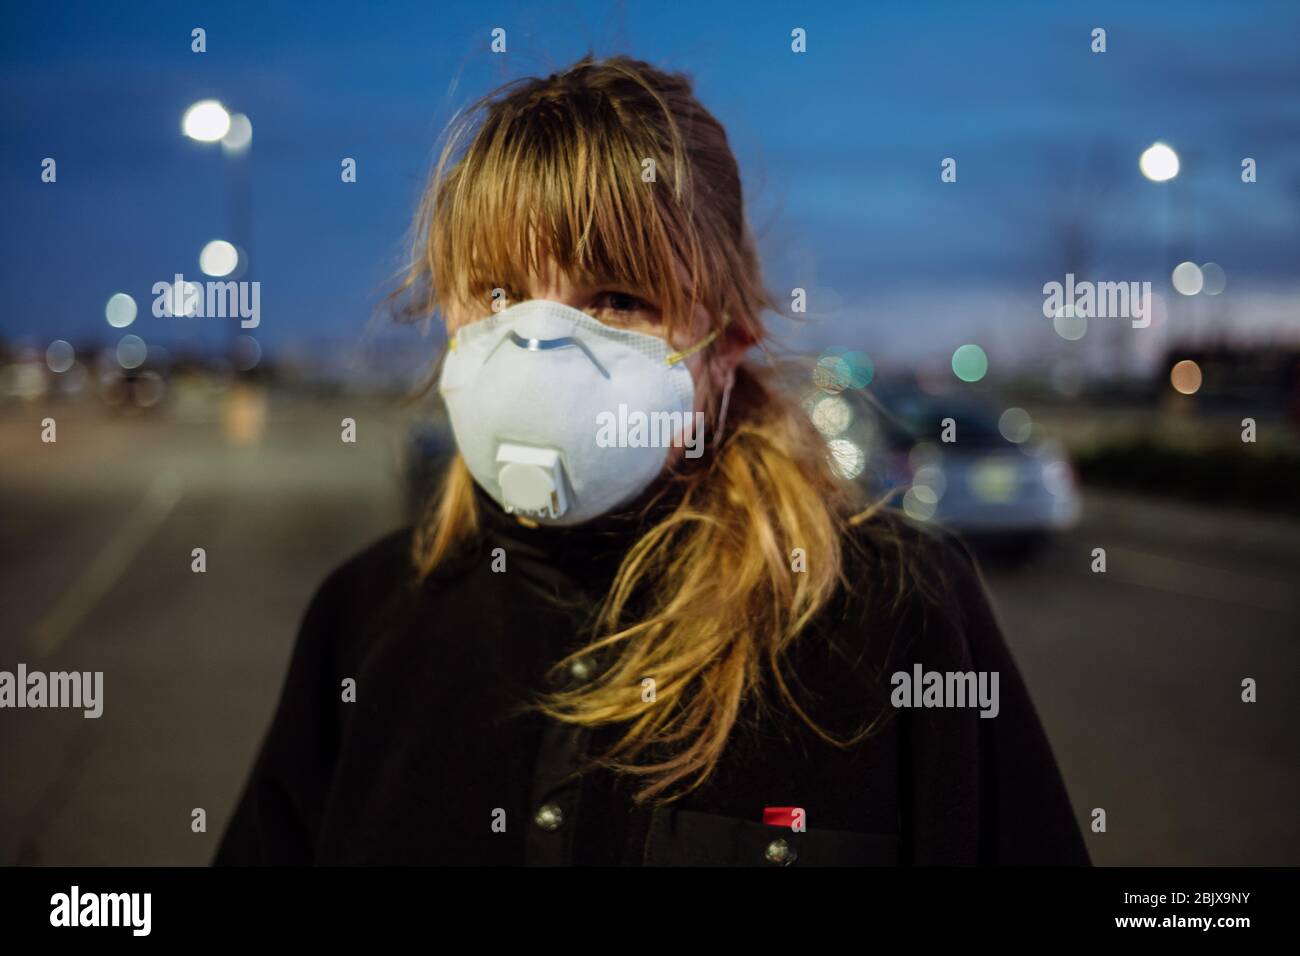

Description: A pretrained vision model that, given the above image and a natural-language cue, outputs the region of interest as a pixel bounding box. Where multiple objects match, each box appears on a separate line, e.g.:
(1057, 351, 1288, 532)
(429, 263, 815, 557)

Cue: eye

(595, 290, 655, 314)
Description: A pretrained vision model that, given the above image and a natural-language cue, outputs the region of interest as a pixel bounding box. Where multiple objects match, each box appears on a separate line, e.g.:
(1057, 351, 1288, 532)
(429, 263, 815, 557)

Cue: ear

(721, 313, 760, 351)
(714, 322, 749, 377)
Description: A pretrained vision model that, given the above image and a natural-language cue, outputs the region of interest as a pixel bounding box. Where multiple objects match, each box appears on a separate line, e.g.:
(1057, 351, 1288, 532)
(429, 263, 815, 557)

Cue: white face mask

(438, 299, 720, 526)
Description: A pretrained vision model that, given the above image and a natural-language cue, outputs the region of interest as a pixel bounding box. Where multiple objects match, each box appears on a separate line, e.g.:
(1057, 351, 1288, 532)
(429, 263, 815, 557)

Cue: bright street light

(1139, 142, 1180, 182)
(200, 239, 239, 277)
(182, 100, 232, 142)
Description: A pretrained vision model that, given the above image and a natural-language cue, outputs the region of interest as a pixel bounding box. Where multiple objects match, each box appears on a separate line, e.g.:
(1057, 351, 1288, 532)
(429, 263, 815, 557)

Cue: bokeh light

(1200, 262, 1226, 295)
(46, 340, 75, 373)
(1170, 359, 1202, 395)
(813, 347, 873, 394)
(1139, 142, 1180, 182)
(969, 459, 1019, 502)
(3, 360, 47, 401)
(912, 463, 947, 500)
(200, 239, 239, 277)
(809, 394, 852, 436)
(840, 350, 874, 388)
(222, 113, 253, 151)
(162, 279, 203, 317)
(1172, 261, 1204, 295)
(951, 344, 988, 383)
(105, 292, 137, 328)
(182, 100, 231, 142)
(116, 334, 147, 370)
(902, 485, 939, 521)
(1042, 460, 1074, 498)
(998, 407, 1033, 443)
(826, 438, 865, 480)
(1052, 304, 1087, 341)
(813, 353, 851, 393)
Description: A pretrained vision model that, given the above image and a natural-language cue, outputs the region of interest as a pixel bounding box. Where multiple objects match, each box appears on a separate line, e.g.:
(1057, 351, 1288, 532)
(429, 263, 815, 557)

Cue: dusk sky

(3, 0, 1298, 368)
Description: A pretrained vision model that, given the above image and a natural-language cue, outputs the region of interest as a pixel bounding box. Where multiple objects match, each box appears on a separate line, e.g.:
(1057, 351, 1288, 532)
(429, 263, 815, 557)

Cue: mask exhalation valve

(495, 443, 569, 519)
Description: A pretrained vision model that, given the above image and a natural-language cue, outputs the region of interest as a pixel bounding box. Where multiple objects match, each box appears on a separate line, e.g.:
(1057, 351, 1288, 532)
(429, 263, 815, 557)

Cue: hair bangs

(433, 88, 708, 336)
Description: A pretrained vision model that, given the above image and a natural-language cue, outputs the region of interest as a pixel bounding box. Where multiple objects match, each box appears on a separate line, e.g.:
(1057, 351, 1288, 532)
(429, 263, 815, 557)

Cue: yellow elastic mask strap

(666, 313, 731, 367)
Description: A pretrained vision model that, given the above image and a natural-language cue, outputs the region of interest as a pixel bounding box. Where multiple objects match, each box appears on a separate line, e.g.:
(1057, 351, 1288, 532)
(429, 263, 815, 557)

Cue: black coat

(214, 486, 1090, 866)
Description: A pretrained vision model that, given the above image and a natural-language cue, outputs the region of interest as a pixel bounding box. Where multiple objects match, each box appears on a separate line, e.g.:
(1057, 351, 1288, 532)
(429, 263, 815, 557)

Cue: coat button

(765, 838, 797, 866)
(534, 803, 564, 832)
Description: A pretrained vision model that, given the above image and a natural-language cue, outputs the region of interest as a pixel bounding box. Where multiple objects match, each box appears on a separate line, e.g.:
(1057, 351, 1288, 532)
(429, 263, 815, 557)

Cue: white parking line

(29, 471, 185, 658)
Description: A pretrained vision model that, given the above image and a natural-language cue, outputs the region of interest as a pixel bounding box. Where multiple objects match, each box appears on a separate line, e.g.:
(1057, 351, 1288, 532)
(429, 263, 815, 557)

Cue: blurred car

(810, 386, 1081, 556)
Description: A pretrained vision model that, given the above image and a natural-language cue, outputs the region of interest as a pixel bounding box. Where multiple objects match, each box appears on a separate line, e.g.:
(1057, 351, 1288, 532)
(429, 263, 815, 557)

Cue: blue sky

(2, 0, 1297, 363)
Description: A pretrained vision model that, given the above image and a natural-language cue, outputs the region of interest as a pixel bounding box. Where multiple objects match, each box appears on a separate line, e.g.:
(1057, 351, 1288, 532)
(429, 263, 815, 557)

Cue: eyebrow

(540, 272, 663, 305)
(587, 280, 661, 305)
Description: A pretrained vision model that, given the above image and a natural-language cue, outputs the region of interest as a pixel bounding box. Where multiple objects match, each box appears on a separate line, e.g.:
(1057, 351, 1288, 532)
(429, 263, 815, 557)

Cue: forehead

(462, 239, 654, 289)
(515, 257, 609, 290)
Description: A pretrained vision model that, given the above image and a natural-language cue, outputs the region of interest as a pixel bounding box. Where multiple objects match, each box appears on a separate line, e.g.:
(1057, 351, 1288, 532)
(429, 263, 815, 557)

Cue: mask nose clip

(495, 443, 569, 519)
(502, 329, 610, 378)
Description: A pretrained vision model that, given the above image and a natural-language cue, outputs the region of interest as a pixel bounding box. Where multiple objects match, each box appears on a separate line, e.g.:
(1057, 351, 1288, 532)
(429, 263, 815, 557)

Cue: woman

(215, 54, 1089, 866)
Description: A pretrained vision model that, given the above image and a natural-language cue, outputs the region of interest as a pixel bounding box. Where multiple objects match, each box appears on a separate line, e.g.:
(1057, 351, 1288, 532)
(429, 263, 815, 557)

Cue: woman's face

(445, 258, 737, 422)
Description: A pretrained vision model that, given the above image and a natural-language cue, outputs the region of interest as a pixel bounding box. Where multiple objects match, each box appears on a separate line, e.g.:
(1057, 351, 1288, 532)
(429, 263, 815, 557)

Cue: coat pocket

(642, 807, 899, 867)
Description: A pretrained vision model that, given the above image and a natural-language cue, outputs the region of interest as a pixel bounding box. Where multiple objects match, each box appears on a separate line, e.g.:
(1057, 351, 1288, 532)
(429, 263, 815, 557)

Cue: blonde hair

(394, 54, 912, 803)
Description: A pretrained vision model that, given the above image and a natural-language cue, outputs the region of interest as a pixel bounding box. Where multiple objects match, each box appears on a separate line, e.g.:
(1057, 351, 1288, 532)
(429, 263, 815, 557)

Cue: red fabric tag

(763, 806, 799, 828)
